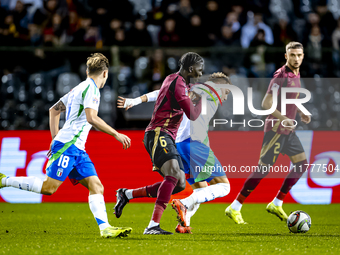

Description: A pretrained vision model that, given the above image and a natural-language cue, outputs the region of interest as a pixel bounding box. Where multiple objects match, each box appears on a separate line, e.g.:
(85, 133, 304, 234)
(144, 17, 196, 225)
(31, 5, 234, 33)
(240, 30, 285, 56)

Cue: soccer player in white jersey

(116, 73, 232, 233)
(0, 53, 132, 238)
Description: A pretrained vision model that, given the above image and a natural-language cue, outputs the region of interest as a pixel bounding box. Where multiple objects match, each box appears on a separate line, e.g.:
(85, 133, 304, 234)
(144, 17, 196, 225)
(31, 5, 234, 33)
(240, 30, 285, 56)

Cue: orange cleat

(171, 199, 188, 227)
(175, 224, 192, 234)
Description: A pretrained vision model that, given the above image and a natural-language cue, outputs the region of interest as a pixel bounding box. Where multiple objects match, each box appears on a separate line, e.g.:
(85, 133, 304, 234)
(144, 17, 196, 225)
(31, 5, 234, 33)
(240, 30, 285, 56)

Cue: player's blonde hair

(86, 53, 109, 76)
(286, 42, 303, 52)
(208, 72, 231, 84)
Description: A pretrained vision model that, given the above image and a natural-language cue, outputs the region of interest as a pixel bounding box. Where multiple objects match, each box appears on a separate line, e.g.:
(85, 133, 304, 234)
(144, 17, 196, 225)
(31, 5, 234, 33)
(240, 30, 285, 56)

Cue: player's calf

(181, 183, 231, 210)
(172, 174, 186, 194)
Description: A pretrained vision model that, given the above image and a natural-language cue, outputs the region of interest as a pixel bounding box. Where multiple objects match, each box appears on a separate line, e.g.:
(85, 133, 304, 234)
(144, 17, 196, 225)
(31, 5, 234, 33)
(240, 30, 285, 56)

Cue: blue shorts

(46, 141, 97, 185)
(176, 138, 226, 185)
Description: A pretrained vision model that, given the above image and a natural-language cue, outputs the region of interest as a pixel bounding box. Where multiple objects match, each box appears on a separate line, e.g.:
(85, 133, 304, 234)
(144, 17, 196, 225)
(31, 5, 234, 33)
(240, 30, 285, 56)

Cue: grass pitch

(1, 203, 339, 255)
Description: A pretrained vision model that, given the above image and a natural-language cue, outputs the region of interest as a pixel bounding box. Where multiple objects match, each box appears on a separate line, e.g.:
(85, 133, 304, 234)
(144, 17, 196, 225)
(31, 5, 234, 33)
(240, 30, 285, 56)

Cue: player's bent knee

(166, 168, 182, 180)
(41, 179, 61, 195)
(41, 186, 58, 196)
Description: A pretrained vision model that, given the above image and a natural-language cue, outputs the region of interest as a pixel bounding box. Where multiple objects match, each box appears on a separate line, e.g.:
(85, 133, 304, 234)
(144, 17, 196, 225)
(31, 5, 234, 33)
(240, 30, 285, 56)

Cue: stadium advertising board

(0, 130, 339, 204)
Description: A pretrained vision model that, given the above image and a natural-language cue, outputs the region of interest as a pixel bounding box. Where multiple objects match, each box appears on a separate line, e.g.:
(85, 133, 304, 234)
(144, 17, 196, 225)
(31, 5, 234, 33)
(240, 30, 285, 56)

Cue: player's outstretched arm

(85, 108, 131, 149)
(117, 90, 160, 110)
(47, 100, 66, 157)
(262, 93, 295, 131)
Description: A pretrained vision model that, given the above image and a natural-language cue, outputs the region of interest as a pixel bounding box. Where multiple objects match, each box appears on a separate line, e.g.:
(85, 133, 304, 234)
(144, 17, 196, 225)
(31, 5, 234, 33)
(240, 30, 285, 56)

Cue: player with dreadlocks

(115, 72, 232, 234)
(115, 52, 204, 235)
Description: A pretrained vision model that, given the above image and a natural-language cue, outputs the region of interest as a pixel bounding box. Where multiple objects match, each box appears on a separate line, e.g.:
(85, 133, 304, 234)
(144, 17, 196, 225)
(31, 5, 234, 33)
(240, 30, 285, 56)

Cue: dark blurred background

(1, 0, 340, 131)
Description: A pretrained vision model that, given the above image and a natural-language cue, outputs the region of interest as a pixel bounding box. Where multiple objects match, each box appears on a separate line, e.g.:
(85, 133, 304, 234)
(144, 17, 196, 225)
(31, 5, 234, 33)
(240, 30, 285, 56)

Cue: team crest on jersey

(272, 83, 280, 89)
(185, 87, 188, 96)
(57, 168, 63, 177)
(93, 97, 99, 104)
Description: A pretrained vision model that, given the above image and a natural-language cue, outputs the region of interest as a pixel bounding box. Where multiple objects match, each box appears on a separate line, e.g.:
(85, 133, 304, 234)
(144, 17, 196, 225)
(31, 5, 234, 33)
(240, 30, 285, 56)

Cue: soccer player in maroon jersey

(114, 52, 204, 234)
(226, 42, 311, 224)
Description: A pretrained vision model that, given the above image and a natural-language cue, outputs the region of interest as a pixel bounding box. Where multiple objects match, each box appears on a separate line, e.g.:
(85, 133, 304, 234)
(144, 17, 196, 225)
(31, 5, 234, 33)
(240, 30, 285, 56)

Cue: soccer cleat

(143, 225, 173, 235)
(175, 224, 192, 234)
(225, 205, 247, 224)
(0, 173, 6, 189)
(100, 226, 132, 238)
(171, 199, 188, 227)
(266, 202, 288, 221)
(114, 188, 129, 218)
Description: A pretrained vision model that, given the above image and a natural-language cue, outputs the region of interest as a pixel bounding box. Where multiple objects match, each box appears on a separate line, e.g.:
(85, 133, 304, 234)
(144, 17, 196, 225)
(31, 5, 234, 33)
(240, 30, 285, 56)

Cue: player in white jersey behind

(0, 53, 132, 238)
(116, 73, 232, 233)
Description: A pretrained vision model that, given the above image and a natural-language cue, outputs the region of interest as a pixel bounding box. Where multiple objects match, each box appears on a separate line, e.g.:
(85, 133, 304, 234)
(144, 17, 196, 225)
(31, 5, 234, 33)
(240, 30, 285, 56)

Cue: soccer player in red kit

(115, 52, 204, 234)
(226, 42, 311, 224)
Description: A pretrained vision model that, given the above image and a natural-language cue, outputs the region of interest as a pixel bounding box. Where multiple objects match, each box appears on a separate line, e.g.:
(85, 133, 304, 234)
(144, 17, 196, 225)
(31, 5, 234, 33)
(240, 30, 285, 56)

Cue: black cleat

(114, 188, 129, 218)
(143, 225, 173, 235)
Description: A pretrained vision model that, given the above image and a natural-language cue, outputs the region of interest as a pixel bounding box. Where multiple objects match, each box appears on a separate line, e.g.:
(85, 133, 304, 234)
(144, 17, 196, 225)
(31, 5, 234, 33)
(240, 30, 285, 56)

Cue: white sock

(273, 197, 283, 207)
(231, 200, 242, 211)
(125, 189, 133, 200)
(4, 176, 43, 193)
(180, 187, 204, 209)
(186, 203, 200, 226)
(180, 195, 196, 210)
(89, 194, 111, 231)
(184, 183, 231, 205)
(147, 220, 159, 229)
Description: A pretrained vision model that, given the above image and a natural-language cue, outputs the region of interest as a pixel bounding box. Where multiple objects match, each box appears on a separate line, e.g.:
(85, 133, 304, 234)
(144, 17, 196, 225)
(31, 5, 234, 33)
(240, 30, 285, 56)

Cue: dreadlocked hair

(208, 72, 231, 84)
(178, 52, 204, 71)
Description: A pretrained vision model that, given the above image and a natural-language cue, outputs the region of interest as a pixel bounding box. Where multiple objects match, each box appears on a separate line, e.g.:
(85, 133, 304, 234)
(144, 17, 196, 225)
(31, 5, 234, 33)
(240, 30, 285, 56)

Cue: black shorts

(260, 131, 305, 164)
(144, 128, 184, 171)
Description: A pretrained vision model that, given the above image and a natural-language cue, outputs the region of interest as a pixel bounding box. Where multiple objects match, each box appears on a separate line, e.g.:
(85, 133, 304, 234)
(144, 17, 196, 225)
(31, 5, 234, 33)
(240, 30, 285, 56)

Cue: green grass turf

(1, 203, 339, 255)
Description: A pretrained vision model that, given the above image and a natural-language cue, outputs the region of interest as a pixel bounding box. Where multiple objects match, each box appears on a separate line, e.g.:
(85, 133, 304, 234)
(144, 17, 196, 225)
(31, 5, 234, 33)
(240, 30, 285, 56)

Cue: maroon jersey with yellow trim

(264, 65, 301, 135)
(145, 72, 202, 140)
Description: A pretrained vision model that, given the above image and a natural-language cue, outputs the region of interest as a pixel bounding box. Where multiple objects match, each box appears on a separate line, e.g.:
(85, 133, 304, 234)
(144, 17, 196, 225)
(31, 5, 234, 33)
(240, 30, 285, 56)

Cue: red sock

(146, 182, 162, 198)
(151, 204, 165, 224)
(132, 187, 147, 198)
(280, 159, 308, 194)
(237, 165, 269, 200)
(236, 193, 247, 204)
(151, 176, 178, 223)
(276, 191, 286, 200)
(131, 182, 162, 198)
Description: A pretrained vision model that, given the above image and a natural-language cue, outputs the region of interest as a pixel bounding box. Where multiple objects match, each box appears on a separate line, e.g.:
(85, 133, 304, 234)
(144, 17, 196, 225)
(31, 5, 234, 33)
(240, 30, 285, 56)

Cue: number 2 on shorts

(57, 155, 70, 168)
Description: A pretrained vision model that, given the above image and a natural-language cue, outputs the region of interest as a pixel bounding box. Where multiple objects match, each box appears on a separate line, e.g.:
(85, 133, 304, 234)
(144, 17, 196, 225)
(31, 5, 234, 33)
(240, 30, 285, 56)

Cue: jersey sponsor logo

(93, 97, 99, 104)
(57, 168, 64, 177)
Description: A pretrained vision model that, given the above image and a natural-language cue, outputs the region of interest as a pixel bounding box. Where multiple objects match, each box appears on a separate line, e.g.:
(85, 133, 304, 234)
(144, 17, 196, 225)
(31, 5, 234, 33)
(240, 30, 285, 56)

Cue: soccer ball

(287, 211, 311, 233)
